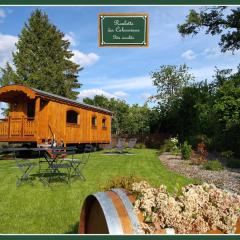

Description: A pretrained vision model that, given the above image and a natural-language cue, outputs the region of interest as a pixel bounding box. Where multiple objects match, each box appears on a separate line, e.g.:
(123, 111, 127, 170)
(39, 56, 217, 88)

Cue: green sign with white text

(99, 13, 148, 47)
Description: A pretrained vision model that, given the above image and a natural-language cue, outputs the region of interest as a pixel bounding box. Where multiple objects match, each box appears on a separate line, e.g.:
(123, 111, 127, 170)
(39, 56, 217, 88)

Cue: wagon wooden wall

(0, 85, 112, 145)
(37, 100, 111, 145)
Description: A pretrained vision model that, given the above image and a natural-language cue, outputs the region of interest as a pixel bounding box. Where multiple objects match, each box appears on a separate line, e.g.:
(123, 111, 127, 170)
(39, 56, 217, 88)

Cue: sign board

(99, 13, 149, 47)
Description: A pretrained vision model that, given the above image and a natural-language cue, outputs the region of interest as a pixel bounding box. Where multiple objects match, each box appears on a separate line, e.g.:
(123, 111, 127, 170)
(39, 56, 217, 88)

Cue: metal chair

(115, 138, 126, 153)
(68, 144, 93, 180)
(127, 138, 137, 149)
(13, 148, 37, 187)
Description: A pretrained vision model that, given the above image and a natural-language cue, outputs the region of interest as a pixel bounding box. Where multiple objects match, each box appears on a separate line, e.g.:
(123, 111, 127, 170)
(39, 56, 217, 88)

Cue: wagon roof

(0, 84, 112, 115)
(33, 87, 112, 115)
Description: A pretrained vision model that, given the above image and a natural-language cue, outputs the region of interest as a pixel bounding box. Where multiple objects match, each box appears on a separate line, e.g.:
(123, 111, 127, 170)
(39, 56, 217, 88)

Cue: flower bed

(132, 181, 240, 234)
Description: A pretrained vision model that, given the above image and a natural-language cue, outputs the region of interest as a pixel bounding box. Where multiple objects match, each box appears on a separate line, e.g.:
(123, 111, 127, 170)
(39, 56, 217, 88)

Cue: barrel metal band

(112, 188, 141, 234)
(93, 192, 124, 234)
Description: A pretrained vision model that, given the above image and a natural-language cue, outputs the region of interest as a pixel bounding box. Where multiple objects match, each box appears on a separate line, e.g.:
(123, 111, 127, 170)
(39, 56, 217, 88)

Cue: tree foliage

(83, 96, 151, 136)
(83, 95, 128, 135)
(213, 67, 240, 129)
(0, 9, 81, 99)
(150, 64, 194, 109)
(124, 104, 151, 135)
(176, 6, 240, 157)
(0, 63, 18, 86)
(178, 7, 240, 53)
(83, 65, 240, 156)
(155, 66, 240, 156)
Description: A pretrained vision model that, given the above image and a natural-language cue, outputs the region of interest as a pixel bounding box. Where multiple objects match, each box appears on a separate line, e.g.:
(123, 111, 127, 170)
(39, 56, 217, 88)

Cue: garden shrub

(202, 160, 224, 171)
(226, 159, 240, 169)
(221, 150, 234, 159)
(134, 143, 146, 149)
(169, 137, 179, 151)
(181, 141, 192, 160)
(220, 151, 240, 169)
(190, 142, 208, 165)
(101, 175, 144, 191)
(124, 142, 128, 148)
(159, 142, 167, 154)
(197, 142, 208, 162)
(187, 134, 211, 149)
(159, 137, 179, 154)
(171, 147, 181, 156)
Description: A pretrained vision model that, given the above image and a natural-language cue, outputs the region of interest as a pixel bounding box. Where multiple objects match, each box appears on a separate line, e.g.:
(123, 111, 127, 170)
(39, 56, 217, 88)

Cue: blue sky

(0, 6, 239, 106)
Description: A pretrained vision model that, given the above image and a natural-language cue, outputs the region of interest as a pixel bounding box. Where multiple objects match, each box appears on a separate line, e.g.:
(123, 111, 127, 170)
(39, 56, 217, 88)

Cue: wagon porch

(0, 117, 36, 142)
(0, 85, 39, 143)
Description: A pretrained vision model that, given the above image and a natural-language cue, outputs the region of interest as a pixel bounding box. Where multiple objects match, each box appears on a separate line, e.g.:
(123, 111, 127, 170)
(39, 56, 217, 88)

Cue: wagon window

(92, 116, 97, 127)
(102, 118, 107, 128)
(40, 99, 48, 110)
(27, 101, 35, 118)
(66, 110, 79, 124)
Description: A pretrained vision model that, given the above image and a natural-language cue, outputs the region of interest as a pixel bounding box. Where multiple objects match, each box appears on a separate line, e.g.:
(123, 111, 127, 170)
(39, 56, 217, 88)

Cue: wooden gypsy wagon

(0, 84, 112, 147)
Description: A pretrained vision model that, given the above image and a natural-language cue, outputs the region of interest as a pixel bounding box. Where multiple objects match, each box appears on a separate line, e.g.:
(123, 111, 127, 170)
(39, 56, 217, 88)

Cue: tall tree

(178, 7, 240, 53)
(150, 64, 194, 109)
(0, 62, 18, 86)
(213, 66, 240, 130)
(125, 104, 150, 136)
(0, 9, 81, 99)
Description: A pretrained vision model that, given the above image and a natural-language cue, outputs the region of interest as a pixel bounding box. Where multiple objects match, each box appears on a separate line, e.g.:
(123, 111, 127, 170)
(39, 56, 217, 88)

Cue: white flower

(132, 181, 240, 234)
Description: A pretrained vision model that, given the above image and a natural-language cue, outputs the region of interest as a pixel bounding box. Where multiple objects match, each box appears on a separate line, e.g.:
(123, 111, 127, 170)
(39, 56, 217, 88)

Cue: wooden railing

(0, 117, 36, 138)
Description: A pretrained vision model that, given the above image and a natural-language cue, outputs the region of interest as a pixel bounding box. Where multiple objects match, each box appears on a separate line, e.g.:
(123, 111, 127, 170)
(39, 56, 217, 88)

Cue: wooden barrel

(79, 188, 240, 234)
(78, 188, 141, 234)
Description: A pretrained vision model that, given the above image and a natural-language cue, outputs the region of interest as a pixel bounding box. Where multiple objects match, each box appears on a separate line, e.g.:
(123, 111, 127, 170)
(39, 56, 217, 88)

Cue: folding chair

(13, 148, 37, 187)
(127, 138, 137, 149)
(68, 144, 93, 181)
(115, 138, 126, 153)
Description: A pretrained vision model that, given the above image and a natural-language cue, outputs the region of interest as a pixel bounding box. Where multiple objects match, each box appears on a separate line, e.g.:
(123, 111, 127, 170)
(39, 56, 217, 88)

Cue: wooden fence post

(22, 116, 24, 137)
(8, 116, 11, 137)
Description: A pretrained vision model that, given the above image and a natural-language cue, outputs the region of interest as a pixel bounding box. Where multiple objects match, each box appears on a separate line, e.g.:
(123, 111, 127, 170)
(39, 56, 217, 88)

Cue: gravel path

(159, 152, 240, 195)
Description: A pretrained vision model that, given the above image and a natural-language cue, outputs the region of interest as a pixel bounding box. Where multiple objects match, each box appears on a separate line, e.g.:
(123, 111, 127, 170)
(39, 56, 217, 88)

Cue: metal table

(1, 147, 78, 186)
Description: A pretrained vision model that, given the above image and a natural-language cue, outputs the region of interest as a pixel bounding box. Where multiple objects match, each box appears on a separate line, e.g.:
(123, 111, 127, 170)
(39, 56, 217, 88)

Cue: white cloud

(0, 32, 100, 69)
(203, 47, 220, 58)
(78, 89, 129, 101)
(71, 50, 100, 67)
(113, 91, 128, 98)
(78, 88, 119, 101)
(102, 76, 152, 91)
(0, 9, 6, 20)
(203, 47, 230, 59)
(181, 50, 197, 60)
(63, 31, 77, 47)
(191, 64, 239, 82)
(182, 47, 240, 63)
(0, 32, 99, 69)
(140, 92, 151, 101)
(63, 32, 100, 68)
(191, 66, 215, 81)
(203, 47, 240, 59)
(0, 33, 18, 67)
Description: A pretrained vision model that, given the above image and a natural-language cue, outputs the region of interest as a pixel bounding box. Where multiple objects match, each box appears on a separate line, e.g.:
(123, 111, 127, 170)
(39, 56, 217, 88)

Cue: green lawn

(0, 149, 193, 234)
